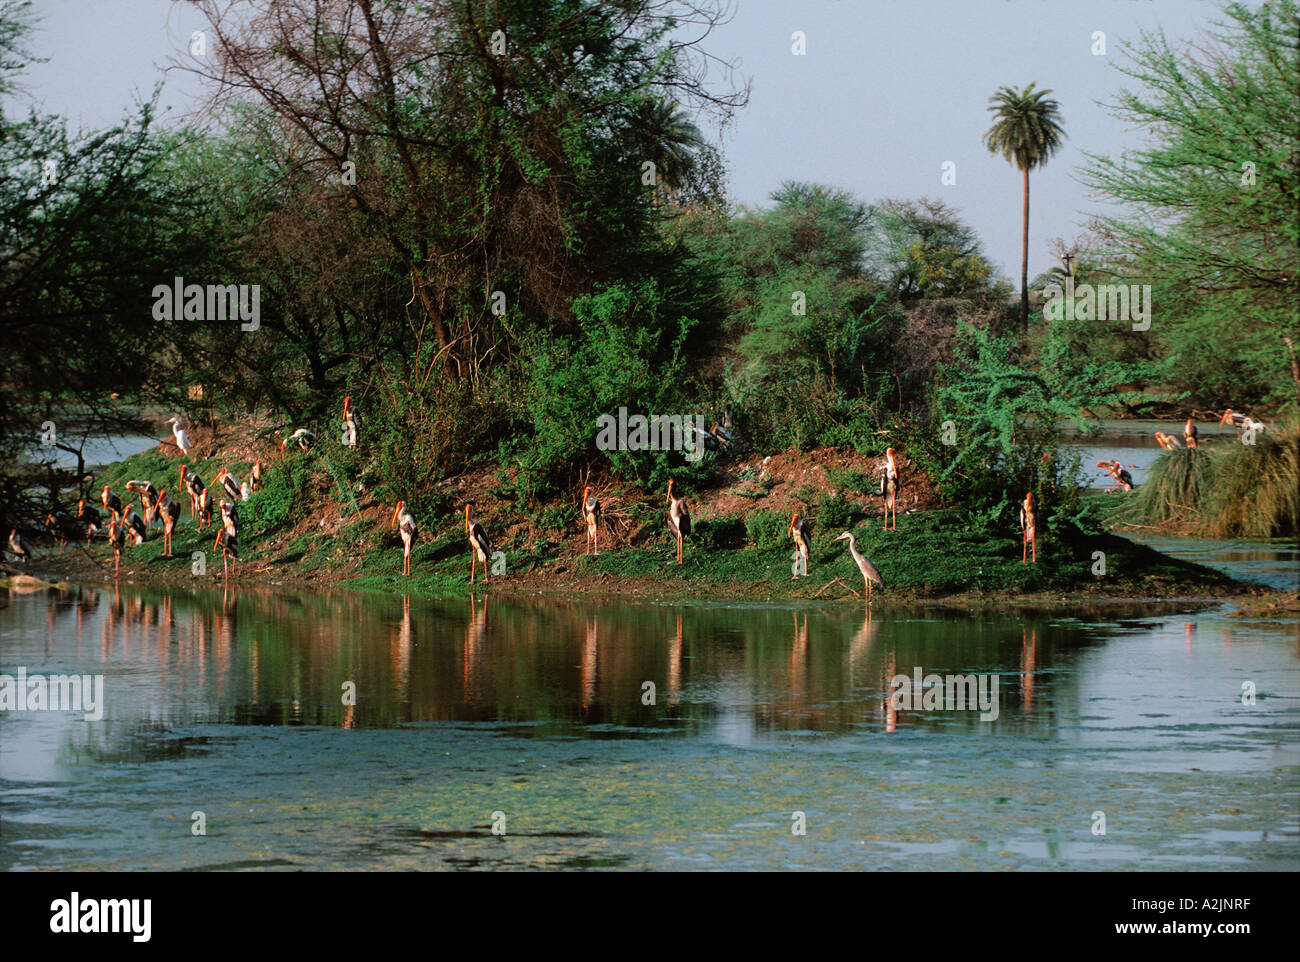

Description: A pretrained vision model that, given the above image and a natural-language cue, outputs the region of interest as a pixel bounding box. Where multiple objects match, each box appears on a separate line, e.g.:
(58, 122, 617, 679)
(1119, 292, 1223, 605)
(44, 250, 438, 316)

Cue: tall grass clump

(1123, 423, 1298, 538)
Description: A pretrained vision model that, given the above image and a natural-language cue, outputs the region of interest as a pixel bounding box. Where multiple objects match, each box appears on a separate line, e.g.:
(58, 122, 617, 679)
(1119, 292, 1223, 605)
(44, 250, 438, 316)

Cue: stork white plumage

(165, 416, 193, 455)
(281, 428, 316, 453)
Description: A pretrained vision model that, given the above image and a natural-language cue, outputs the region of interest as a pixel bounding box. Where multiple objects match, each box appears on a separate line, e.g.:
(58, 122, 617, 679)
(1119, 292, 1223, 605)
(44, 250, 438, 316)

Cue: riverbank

(10, 417, 1273, 605)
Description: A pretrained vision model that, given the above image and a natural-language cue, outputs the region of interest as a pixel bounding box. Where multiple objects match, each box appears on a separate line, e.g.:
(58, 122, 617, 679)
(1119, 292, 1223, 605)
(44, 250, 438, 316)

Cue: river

(1, 584, 1296, 871)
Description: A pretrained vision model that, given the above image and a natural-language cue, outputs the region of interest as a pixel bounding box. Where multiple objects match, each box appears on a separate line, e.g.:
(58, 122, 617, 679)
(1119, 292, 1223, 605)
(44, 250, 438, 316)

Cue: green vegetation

(3, 0, 1295, 596)
(1116, 424, 1299, 538)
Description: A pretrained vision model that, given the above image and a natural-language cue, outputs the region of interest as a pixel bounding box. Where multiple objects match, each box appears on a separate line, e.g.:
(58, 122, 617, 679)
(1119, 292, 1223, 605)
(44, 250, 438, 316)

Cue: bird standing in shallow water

(666, 479, 691, 565)
(391, 500, 417, 576)
(465, 503, 491, 584)
(789, 513, 812, 579)
(1020, 492, 1036, 563)
(835, 531, 883, 603)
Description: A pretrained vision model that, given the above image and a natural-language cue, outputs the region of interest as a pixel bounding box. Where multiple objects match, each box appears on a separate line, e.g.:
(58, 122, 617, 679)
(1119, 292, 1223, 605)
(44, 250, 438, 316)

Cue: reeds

(1121, 423, 1299, 538)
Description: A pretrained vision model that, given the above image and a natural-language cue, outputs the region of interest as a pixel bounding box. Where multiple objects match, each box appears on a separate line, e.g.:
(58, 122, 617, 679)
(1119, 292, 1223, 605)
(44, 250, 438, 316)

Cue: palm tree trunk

(1020, 164, 1030, 331)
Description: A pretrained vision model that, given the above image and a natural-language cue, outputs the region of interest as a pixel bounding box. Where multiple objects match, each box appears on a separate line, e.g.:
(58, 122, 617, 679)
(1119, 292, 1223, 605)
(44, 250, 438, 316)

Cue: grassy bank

(22, 422, 1251, 604)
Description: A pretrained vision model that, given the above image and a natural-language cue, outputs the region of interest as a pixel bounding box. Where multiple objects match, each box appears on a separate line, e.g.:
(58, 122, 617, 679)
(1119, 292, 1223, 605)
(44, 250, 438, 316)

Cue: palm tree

(633, 96, 705, 195)
(983, 84, 1066, 330)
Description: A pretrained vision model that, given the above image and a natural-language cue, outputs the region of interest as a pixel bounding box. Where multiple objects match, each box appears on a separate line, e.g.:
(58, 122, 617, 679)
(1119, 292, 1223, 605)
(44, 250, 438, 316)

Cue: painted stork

(215, 467, 243, 502)
(165, 415, 193, 455)
(1096, 460, 1135, 492)
(215, 500, 239, 580)
(180, 465, 207, 522)
(121, 503, 147, 545)
(240, 481, 251, 501)
(212, 527, 238, 581)
(789, 513, 812, 579)
(342, 396, 357, 447)
(666, 479, 691, 564)
(1153, 432, 1182, 451)
(77, 499, 102, 544)
(125, 479, 159, 526)
(881, 447, 900, 530)
(465, 503, 491, 584)
(281, 428, 316, 453)
(197, 487, 213, 531)
(834, 531, 883, 603)
(220, 499, 239, 539)
(391, 500, 417, 576)
(107, 520, 125, 577)
(45, 511, 78, 552)
(250, 459, 263, 493)
(1184, 418, 1198, 449)
(582, 486, 601, 556)
(101, 485, 122, 522)
(8, 528, 31, 563)
(1019, 492, 1036, 563)
(156, 490, 180, 557)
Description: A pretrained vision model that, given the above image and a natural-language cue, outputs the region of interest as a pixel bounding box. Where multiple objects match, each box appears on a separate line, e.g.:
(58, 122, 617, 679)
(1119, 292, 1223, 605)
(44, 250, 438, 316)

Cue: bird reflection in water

(1021, 626, 1036, 715)
(582, 615, 598, 710)
(463, 594, 488, 702)
(666, 613, 683, 710)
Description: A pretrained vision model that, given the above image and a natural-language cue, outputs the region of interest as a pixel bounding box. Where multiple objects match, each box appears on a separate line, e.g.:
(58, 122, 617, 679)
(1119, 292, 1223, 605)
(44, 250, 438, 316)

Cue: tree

(983, 83, 1066, 331)
(0, 5, 221, 528)
(868, 197, 1005, 304)
(184, 0, 748, 390)
(1080, 0, 1300, 412)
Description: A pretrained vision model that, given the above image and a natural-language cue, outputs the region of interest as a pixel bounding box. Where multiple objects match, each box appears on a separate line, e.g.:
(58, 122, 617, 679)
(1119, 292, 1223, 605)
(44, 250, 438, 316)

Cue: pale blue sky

(10, 0, 1243, 280)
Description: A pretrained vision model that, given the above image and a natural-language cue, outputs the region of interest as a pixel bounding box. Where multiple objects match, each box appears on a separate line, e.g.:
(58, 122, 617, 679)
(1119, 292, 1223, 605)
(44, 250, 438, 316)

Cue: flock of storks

(5, 405, 1260, 602)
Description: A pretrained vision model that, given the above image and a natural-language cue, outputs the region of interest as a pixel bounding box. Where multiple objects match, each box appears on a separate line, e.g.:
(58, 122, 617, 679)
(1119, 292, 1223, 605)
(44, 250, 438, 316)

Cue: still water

(1059, 418, 1243, 490)
(1, 584, 1296, 871)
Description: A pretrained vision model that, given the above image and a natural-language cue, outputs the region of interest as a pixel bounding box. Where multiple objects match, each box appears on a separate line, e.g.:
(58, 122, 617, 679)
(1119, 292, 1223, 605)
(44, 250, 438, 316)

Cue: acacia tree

(183, 0, 747, 392)
(1081, 0, 1300, 412)
(0, 2, 219, 528)
(983, 83, 1066, 331)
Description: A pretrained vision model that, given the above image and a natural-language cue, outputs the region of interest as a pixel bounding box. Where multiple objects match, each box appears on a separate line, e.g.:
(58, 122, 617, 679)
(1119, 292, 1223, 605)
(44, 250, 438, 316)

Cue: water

(1129, 537, 1300, 593)
(25, 434, 159, 473)
(1, 585, 1296, 871)
(1058, 418, 1242, 490)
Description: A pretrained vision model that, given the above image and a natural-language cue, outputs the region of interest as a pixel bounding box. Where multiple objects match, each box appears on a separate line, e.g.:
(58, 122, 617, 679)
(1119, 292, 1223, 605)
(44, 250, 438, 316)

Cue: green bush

(816, 490, 854, 533)
(745, 509, 788, 548)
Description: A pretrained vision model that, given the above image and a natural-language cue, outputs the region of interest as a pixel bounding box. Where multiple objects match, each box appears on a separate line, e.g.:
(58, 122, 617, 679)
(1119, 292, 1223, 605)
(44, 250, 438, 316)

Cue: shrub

(745, 509, 788, 548)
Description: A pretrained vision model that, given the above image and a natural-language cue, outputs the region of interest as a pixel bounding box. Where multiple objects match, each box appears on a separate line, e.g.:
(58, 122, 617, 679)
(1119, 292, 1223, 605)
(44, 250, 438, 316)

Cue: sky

(8, 0, 1246, 281)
